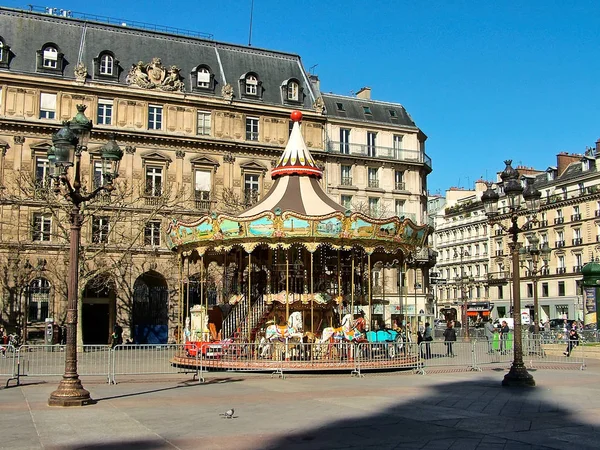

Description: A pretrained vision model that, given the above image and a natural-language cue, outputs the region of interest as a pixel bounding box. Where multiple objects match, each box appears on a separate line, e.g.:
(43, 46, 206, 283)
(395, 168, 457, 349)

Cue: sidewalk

(2, 362, 600, 450)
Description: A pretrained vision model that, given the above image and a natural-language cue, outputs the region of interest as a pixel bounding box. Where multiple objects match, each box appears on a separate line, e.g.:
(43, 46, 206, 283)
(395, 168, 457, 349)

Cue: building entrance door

(82, 303, 109, 345)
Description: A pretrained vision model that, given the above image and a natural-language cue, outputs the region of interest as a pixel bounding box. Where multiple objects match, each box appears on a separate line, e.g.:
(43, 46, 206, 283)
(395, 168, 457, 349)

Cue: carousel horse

(265, 311, 304, 342)
(319, 313, 363, 343)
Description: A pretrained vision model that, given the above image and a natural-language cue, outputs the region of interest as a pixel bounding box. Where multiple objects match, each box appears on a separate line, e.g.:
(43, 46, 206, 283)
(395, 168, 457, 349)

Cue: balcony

(556, 267, 566, 274)
(495, 229, 503, 236)
(487, 271, 510, 285)
(572, 238, 583, 246)
(394, 182, 406, 191)
(368, 179, 380, 188)
(194, 190, 211, 211)
(340, 177, 353, 186)
(571, 214, 582, 221)
(538, 220, 548, 227)
(541, 268, 550, 276)
(597, 235, 600, 242)
(555, 240, 565, 248)
(495, 250, 504, 256)
(554, 217, 564, 224)
(326, 140, 432, 170)
(246, 131, 259, 141)
(573, 265, 583, 273)
(595, 210, 600, 217)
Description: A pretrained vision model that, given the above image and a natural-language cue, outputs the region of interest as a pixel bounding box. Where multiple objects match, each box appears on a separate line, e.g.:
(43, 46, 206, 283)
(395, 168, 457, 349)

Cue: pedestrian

(564, 325, 580, 357)
(500, 320, 510, 354)
(443, 321, 456, 357)
(483, 318, 496, 353)
(423, 322, 433, 359)
(110, 324, 123, 349)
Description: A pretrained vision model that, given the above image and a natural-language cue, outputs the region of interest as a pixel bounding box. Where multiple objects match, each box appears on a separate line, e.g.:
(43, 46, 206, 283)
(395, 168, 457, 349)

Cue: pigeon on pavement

(220, 408, 234, 419)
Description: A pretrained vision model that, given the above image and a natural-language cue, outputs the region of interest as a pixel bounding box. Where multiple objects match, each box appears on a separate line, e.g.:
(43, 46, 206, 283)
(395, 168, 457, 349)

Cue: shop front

(466, 301, 493, 326)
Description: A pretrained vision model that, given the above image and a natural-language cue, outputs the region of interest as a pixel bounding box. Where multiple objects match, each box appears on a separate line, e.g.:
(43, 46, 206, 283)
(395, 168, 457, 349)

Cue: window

(145, 166, 163, 197)
(389, 110, 397, 118)
(194, 169, 211, 199)
(92, 216, 110, 244)
(542, 282, 549, 297)
(148, 105, 163, 130)
(287, 80, 299, 101)
(0, 38, 10, 68)
(526, 283, 533, 298)
(498, 286, 503, 300)
(144, 221, 161, 247)
(558, 281, 565, 297)
(197, 67, 211, 88)
(35, 156, 51, 189)
(368, 197, 379, 216)
(245, 74, 258, 95)
(0, 40, 3, 62)
(93, 160, 106, 190)
(368, 168, 379, 188)
(99, 54, 113, 75)
(336, 102, 345, 111)
(197, 111, 211, 136)
(395, 200, 405, 217)
(39, 93, 56, 119)
(395, 170, 405, 190)
(579, 182, 586, 193)
(363, 106, 372, 115)
(28, 278, 50, 323)
(244, 173, 260, 205)
(367, 132, 377, 157)
(97, 99, 113, 125)
(43, 46, 57, 68)
(340, 128, 350, 154)
(246, 117, 259, 141)
(32, 213, 52, 241)
(393, 134, 403, 155)
(340, 165, 352, 185)
(341, 195, 352, 210)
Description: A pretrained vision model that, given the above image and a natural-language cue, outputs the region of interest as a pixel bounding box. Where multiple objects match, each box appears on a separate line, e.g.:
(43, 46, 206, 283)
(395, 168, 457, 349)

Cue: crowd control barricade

(522, 337, 585, 370)
(352, 342, 421, 377)
(1, 344, 17, 387)
(16, 345, 112, 383)
(110, 344, 191, 384)
(418, 340, 481, 372)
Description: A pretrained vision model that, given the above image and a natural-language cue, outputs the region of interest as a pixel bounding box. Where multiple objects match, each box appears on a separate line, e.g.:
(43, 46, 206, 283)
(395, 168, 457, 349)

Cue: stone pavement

(1, 361, 599, 450)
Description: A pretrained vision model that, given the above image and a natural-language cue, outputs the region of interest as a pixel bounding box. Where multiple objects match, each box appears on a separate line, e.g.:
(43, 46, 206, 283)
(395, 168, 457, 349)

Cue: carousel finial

(290, 110, 302, 122)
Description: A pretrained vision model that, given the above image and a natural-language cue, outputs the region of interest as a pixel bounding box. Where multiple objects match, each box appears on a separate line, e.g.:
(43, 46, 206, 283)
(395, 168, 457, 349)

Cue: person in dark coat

(443, 321, 456, 357)
(423, 322, 433, 359)
(564, 325, 580, 357)
(500, 320, 510, 354)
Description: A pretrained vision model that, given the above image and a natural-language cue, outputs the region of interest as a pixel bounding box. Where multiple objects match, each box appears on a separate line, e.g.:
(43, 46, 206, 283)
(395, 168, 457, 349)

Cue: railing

(487, 271, 510, 284)
(539, 220, 548, 227)
(573, 266, 582, 273)
(495, 229, 503, 236)
(367, 179, 379, 188)
(340, 177, 353, 186)
(556, 267, 566, 274)
(246, 131, 259, 141)
(495, 250, 504, 256)
(541, 268, 550, 275)
(325, 141, 432, 169)
(571, 214, 582, 221)
(394, 182, 405, 190)
(595, 210, 600, 217)
(572, 238, 583, 246)
(554, 217, 564, 224)
(221, 294, 248, 340)
(555, 240, 565, 248)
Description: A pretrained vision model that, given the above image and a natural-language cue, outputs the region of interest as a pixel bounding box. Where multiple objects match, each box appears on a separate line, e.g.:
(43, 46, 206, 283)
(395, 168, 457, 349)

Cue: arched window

(191, 64, 215, 93)
(0, 40, 3, 62)
(282, 78, 303, 104)
(197, 67, 210, 88)
(43, 46, 57, 68)
(287, 80, 299, 101)
(245, 74, 258, 95)
(99, 53, 113, 75)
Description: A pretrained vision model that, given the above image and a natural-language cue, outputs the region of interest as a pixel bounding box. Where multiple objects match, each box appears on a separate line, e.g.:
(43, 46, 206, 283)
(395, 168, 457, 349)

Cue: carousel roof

(239, 110, 345, 217)
(165, 110, 432, 255)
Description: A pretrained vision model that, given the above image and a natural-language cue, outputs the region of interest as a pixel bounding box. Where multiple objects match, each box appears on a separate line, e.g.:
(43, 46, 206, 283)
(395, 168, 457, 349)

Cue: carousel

(166, 110, 431, 372)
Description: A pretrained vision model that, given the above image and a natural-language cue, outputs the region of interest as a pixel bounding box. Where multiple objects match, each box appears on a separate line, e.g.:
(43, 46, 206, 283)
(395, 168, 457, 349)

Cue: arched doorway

(82, 276, 116, 345)
(133, 271, 169, 344)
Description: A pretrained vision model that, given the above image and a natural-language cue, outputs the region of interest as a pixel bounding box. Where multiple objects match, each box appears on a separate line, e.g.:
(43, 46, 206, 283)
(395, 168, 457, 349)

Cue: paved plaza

(1, 361, 599, 450)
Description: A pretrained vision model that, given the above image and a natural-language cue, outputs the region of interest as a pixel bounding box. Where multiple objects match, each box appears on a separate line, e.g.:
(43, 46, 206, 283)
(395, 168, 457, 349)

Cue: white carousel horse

(319, 313, 363, 344)
(265, 311, 304, 343)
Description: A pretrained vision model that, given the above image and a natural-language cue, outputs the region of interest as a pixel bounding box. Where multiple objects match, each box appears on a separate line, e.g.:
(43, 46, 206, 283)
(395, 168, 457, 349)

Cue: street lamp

(481, 160, 541, 387)
(47, 105, 123, 407)
(454, 249, 473, 338)
(519, 234, 551, 334)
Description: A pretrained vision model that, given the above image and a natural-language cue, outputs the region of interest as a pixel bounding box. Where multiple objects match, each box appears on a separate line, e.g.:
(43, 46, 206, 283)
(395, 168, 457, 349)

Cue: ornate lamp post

(47, 105, 123, 407)
(481, 160, 541, 387)
(519, 234, 551, 334)
(454, 248, 473, 338)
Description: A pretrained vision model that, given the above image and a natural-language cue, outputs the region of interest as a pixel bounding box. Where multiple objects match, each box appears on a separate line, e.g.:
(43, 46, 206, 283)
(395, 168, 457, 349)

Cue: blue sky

(5, 1, 600, 194)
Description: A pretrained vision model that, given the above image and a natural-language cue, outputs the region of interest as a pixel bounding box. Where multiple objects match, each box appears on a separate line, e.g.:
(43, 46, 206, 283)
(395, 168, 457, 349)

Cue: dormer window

(36, 43, 64, 74)
(363, 106, 372, 115)
(281, 78, 303, 104)
(93, 51, 120, 81)
(240, 72, 262, 99)
(546, 167, 556, 181)
(0, 37, 10, 68)
(43, 46, 57, 68)
(191, 65, 215, 92)
(288, 80, 298, 100)
(336, 102, 345, 111)
(582, 158, 590, 172)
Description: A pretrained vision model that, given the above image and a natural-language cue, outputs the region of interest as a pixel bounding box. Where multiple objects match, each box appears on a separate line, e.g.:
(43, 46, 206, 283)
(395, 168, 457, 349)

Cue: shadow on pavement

(62, 439, 171, 449)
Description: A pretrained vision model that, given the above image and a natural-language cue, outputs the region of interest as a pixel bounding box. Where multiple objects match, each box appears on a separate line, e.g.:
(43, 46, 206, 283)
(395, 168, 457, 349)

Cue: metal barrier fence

(0, 337, 588, 386)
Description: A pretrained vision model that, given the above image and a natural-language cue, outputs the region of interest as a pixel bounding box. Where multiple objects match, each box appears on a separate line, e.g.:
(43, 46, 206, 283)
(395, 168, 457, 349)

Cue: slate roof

(321, 93, 417, 128)
(0, 7, 316, 108)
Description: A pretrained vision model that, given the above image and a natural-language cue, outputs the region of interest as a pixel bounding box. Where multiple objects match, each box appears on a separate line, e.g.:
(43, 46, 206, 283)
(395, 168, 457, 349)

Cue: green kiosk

(581, 260, 600, 329)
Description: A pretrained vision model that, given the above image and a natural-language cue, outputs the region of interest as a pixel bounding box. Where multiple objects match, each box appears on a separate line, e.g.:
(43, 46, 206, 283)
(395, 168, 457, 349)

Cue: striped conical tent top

(239, 110, 346, 217)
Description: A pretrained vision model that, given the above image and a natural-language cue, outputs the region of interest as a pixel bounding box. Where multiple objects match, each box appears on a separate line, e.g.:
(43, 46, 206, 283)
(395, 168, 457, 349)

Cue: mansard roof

(0, 7, 316, 108)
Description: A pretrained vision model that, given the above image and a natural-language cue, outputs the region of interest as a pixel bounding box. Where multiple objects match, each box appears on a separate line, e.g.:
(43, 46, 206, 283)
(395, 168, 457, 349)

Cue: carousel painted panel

(247, 215, 275, 237)
(282, 215, 311, 237)
(350, 218, 375, 238)
(193, 219, 215, 240)
(315, 217, 343, 237)
(375, 221, 398, 240)
(219, 219, 245, 238)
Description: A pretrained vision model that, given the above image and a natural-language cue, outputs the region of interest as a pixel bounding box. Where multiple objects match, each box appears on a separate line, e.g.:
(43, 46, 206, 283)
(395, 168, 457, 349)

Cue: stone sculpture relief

(126, 57, 184, 92)
(74, 63, 88, 82)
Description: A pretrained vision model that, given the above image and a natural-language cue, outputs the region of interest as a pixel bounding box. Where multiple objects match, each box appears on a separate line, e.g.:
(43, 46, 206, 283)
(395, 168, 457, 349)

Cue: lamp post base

(48, 378, 95, 407)
(502, 362, 535, 387)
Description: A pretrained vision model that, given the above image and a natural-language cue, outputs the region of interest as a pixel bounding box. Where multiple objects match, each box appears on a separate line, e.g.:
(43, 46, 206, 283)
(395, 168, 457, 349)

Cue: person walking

(500, 320, 510, 354)
(443, 321, 456, 357)
(483, 318, 496, 353)
(564, 323, 580, 357)
(423, 322, 433, 359)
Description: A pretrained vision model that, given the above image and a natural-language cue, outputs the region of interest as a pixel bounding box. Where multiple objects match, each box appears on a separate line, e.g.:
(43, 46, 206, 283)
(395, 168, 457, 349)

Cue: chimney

(309, 74, 320, 92)
(356, 87, 371, 100)
(556, 152, 582, 176)
(596, 138, 600, 153)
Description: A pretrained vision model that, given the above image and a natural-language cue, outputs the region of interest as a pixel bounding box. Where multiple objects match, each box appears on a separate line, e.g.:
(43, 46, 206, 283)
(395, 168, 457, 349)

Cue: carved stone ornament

(126, 57, 184, 92)
(125, 146, 136, 155)
(13, 136, 25, 145)
(223, 152, 235, 164)
(221, 83, 234, 102)
(313, 96, 325, 114)
(74, 63, 88, 82)
(175, 150, 185, 159)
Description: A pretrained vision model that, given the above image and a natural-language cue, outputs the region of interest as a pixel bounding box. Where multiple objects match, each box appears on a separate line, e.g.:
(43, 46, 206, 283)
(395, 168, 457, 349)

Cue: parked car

(548, 318, 575, 330)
